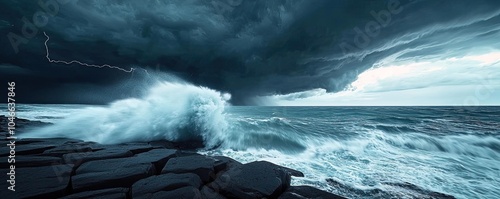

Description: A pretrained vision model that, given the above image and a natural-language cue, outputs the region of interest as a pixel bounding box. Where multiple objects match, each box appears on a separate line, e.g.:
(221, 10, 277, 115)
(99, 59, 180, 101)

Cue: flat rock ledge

(0, 137, 345, 199)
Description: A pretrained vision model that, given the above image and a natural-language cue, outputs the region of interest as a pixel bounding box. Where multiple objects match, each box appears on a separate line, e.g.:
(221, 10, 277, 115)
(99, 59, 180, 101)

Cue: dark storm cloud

(1, 0, 499, 104)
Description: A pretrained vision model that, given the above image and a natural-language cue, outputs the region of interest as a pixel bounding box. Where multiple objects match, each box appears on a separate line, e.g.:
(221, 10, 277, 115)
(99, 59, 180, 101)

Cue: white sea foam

(21, 82, 230, 147)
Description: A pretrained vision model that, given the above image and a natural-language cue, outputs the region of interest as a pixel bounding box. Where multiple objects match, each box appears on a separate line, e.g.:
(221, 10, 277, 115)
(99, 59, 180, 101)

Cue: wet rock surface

(2, 164, 73, 198)
(161, 155, 218, 182)
(131, 173, 202, 197)
(0, 118, 456, 199)
(0, 155, 61, 168)
(209, 161, 292, 199)
(60, 188, 129, 199)
(0, 136, 345, 199)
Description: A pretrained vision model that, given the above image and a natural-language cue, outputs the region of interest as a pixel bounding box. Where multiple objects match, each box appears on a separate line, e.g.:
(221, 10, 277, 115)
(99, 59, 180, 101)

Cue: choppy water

(7, 83, 500, 199)
(214, 106, 500, 199)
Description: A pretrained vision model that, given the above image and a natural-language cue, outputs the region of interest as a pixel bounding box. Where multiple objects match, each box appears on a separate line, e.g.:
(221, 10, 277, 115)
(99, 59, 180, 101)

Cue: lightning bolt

(43, 31, 137, 73)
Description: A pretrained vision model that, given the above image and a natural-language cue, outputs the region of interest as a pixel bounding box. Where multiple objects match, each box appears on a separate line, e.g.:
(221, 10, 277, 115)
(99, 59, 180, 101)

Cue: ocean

(7, 104, 499, 199)
(6, 83, 500, 199)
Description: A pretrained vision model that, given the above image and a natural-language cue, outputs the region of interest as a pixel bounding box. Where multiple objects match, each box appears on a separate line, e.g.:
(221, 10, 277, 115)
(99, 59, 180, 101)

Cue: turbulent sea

(7, 84, 500, 199)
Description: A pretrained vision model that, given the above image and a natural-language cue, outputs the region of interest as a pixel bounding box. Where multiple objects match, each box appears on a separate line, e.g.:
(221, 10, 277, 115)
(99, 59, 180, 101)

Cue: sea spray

(21, 82, 230, 148)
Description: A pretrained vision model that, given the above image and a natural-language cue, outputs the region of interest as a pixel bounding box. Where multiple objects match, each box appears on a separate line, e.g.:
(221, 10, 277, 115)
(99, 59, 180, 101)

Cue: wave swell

(22, 82, 230, 148)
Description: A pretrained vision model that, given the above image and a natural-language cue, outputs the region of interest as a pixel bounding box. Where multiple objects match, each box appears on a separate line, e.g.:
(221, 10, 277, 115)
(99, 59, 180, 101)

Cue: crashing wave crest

(21, 82, 230, 148)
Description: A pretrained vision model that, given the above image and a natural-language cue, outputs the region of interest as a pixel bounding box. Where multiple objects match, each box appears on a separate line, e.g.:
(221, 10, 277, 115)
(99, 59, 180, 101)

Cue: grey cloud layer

(1, 0, 499, 104)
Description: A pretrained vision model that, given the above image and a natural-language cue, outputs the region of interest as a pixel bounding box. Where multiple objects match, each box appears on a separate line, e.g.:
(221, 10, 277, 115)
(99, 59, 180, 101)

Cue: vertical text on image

(6, 81, 16, 192)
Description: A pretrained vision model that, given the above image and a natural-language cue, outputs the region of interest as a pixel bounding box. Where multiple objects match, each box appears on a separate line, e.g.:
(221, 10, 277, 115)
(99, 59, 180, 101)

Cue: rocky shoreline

(0, 116, 346, 199)
(0, 137, 346, 199)
(0, 116, 456, 199)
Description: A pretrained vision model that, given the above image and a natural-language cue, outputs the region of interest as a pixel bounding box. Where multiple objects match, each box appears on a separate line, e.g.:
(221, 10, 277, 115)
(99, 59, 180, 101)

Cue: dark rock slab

(212, 156, 242, 173)
(72, 158, 155, 191)
(149, 186, 202, 199)
(63, 148, 134, 166)
(74, 149, 176, 175)
(201, 186, 227, 199)
(59, 188, 128, 199)
(134, 148, 178, 174)
(17, 137, 84, 145)
(131, 173, 202, 197)
(115, 142, 157, 154)
(43, 142, 101, 156)
(1, 164, 73, 199)
(210, 161, 292, 199)
(0, 144, 56, 156)
(277, 166, 304, 177)
(72, 149, 177, 191)
(161, 155, 217, 182)
(279, 186, 347, 199)
(174, 150, 201, 157)
(0, 155, 61, 168)
(149, 139, 205, 150)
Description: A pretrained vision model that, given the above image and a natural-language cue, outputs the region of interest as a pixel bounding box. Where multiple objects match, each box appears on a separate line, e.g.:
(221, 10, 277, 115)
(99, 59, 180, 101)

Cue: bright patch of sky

(258, 50, 500, 106)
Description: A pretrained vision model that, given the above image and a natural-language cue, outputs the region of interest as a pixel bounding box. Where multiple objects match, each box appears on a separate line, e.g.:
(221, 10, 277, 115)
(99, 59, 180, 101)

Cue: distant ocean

(6, 103, 499, 199)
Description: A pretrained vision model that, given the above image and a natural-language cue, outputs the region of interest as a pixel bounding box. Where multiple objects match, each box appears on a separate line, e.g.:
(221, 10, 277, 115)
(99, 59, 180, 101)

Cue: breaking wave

(21, 82, 230, 148)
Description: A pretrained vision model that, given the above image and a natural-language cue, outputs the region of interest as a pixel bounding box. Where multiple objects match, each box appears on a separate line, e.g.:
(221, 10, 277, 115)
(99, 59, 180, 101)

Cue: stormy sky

(1, 0, 499, 105)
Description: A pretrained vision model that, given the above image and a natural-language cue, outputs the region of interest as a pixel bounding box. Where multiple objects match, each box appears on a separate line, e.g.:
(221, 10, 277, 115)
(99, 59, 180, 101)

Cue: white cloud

(259, 50, 500, 106)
